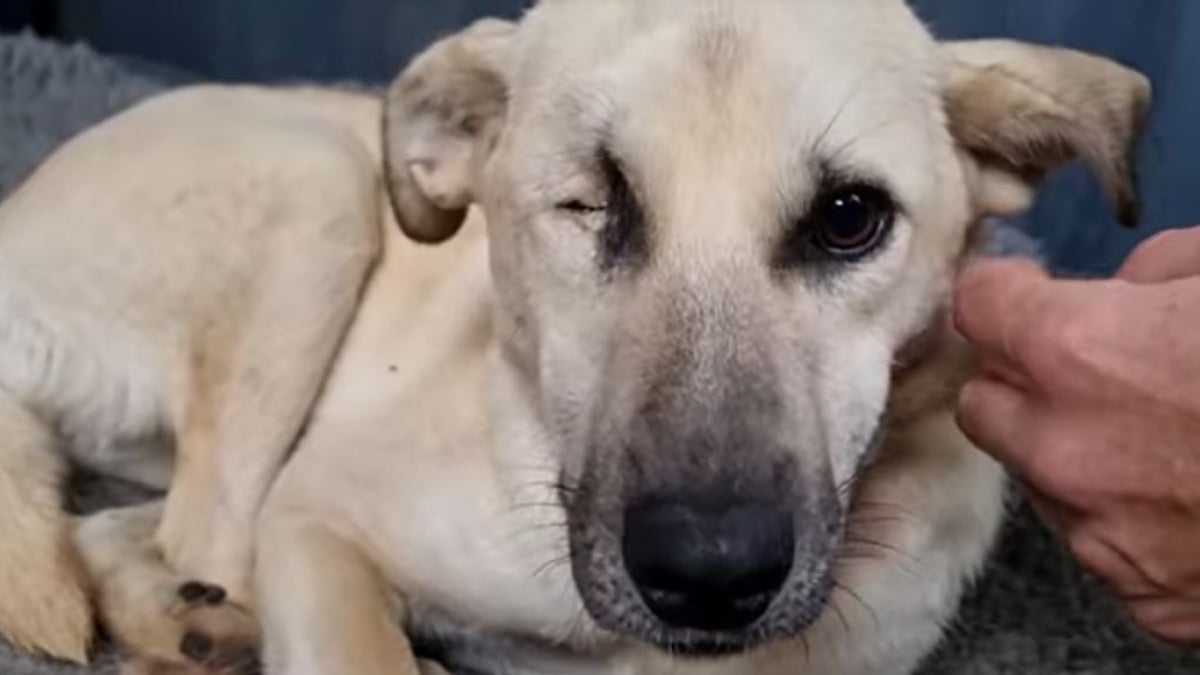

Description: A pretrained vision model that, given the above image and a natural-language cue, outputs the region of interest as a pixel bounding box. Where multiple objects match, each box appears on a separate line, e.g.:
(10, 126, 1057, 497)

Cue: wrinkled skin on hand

(954, 226, 1200, 646)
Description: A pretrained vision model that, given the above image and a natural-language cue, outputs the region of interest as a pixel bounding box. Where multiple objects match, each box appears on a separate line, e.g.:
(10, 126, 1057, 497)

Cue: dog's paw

(116, 582, 260, 675)
(174, 584, 260, 675)
(76, 505, 260, 671)
(98, 575, 259, 672)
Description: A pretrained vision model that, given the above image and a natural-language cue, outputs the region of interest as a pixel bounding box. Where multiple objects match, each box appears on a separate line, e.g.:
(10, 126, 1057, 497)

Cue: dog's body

(0, 85, 385, 663)
(0, 0, 1150, 673)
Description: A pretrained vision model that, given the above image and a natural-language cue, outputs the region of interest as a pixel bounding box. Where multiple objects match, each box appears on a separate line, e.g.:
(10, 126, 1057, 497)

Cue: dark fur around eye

(597, 151, 648, 273)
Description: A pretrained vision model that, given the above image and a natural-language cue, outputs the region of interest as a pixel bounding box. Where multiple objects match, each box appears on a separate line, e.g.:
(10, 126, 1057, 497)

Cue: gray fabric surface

(1, 31, 1198, 675)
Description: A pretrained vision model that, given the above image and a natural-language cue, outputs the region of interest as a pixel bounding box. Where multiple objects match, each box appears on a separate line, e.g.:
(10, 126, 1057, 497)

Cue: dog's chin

(570, 549, 836, 661)
(644, 631, 761, 658)
(582, 589, 831, 660)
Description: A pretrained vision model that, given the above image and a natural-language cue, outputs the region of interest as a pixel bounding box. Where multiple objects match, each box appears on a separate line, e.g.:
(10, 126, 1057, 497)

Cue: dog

(0, 0, 1149, 672)
(254, 1, 1150, 674)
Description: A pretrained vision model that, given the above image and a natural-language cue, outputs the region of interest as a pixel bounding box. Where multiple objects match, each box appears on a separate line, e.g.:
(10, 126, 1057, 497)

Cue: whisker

(822, 116, 901, 166)
(836, 551, 890, 565)
(522, 521, 568, 533)
(564, 607, 589, 646)
(842, 536, 917, 563)
(846, 512, 917, 527)
(507, 501, 564, 515)
(532, 554, 571, 579)
(851, 499, 919, 520)
(838, 544, 919, 578)
(833, 580, 880, 630)
(829, 596, 852, 638)
(523, 479, 579, 494)
(812, 74, 873, 153)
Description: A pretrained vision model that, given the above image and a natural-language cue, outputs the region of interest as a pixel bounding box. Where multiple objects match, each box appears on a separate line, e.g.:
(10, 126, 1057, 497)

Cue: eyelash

(554, 153, 647, 271)
(557, 199, 607, 215)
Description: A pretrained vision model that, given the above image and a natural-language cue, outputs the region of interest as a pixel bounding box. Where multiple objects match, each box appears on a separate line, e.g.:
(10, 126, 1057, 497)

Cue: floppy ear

(943, 40, 1151, 227)
(383, 19, 516, 244)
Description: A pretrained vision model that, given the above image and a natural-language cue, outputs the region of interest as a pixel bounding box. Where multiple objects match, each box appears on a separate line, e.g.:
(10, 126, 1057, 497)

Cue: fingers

(1127, 595, 1200, 647)
(1027, 489, 1074, 534)
(954, 258, 1051, 359)
(1118, 227, 1200, 284)
(956, 375, 1035, 469)
(1034, 501, 1200, 647)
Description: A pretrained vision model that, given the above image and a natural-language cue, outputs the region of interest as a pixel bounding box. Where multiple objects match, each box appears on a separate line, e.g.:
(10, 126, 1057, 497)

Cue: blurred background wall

(1, 0, 1196, 273)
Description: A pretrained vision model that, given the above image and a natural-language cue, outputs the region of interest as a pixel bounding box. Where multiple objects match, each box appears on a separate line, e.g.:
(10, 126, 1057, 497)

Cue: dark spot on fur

(597, 150, 649, 274)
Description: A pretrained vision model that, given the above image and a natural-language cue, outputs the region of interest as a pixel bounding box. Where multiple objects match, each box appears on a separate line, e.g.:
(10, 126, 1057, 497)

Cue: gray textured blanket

(1, 30, 1198, 675)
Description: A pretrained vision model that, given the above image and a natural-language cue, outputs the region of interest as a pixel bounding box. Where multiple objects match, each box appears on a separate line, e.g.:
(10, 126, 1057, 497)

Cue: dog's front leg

(257, 518, 423, 675)
(77, 502, 259, 669)
(154, 184, 378, 607)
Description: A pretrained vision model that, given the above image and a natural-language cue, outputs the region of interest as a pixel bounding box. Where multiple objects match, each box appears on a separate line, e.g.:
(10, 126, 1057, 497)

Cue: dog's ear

(942, 40, 1151, 227)
(384, 19, 517, 243)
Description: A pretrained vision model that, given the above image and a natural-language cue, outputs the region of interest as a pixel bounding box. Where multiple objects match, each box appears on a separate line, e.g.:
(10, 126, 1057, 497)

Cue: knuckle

(1064, 525, 1128, 583)
(1128, 603, 1183, 644)
(1023, 431, 1085, 499)
(1138, 229, 1189, 258)
(1016, 299, 1102, 377)
(1064, 528, 1097, 565)
(953, 264, 1000, 331)
(955, 379, 986, 421)
(1129, 232, 1169, 263)
(1128, 602, 1160, 630)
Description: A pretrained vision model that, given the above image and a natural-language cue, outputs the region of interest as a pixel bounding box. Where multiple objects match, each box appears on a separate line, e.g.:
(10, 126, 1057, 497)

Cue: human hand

(953, 227, 1200, 645)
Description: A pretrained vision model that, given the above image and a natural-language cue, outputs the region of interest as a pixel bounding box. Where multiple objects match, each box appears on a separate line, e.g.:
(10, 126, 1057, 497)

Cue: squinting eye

(557, 199, 607, 215)
(811, 185, 895, 259)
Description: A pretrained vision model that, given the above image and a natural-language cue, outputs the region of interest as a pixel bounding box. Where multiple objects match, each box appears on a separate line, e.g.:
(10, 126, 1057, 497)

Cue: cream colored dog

(257, 1, 1150, 673)
(0, 0, 1149, 673)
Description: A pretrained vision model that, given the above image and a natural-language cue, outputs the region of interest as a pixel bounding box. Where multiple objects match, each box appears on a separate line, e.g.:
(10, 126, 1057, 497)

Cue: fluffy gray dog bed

(1, 31, 1198, 675)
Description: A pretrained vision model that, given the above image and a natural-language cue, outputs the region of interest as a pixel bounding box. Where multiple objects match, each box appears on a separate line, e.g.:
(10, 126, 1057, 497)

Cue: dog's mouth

(651, 633, 770, 659)
(556, 406, 888, 656)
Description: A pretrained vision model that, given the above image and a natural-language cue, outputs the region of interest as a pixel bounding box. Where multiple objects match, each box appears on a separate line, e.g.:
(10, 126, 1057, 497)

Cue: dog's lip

(649, 633, 756, 658)
(592, 565, 838, 657)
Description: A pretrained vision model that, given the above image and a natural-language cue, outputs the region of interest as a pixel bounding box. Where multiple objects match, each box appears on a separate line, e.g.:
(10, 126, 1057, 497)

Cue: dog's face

(385, 0, 1148, 656)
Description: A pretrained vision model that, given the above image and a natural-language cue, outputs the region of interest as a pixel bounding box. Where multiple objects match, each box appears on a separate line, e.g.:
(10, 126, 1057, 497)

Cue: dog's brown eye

(812, 185, 894, 259)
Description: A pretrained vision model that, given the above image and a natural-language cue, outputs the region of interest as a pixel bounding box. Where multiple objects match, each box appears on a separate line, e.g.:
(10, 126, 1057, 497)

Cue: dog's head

(384, 0, 1149, 656)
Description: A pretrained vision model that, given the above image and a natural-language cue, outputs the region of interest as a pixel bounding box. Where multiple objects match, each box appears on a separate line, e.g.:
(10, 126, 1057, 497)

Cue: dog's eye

(811, 185, 895, 259)
(557, 199, 607, 215)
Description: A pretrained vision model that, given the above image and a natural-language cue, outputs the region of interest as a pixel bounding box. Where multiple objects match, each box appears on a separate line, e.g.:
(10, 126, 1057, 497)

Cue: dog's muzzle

(622, 496, 794, 632)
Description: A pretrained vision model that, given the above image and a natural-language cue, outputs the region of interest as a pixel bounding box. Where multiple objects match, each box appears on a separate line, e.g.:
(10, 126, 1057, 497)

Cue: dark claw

(180, 632, 214, 662)
(203, 585, 227, 605)
(178, 582, 209, 604)
(211, 643, 263, 674)
(178, 581, 227, 606)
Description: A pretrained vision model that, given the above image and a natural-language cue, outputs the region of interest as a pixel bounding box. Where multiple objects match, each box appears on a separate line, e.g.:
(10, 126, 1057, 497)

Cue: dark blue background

(6, 0, 1195, 273)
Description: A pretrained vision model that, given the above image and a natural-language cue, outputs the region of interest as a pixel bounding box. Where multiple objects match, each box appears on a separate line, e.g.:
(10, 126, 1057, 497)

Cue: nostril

(622, 497, 794, 632)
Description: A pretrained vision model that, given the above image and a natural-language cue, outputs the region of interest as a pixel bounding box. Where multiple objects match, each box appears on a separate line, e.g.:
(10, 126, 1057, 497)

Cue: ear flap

(943, 39, 1151, 227)
(383, 19, 516, 244)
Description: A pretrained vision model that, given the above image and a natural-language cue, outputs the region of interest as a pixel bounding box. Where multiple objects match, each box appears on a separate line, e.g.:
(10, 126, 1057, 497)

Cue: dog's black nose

(622, 497, 794, 632)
